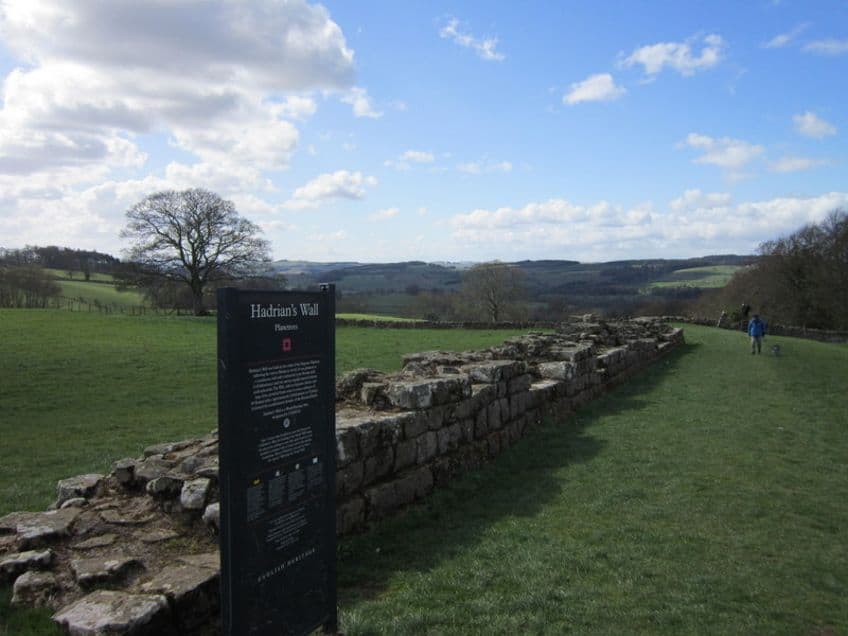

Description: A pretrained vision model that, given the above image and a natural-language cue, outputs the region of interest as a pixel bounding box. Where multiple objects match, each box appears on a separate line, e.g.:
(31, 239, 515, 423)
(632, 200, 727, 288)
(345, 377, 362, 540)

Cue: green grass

(43, 268, 115, 283)
(2, 318, 846, 634)
(649, 265, 740, 289)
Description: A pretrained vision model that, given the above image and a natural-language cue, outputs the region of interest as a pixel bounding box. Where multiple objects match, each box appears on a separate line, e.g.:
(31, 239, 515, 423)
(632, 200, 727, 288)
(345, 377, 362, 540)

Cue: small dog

(770, 344, 781, 356)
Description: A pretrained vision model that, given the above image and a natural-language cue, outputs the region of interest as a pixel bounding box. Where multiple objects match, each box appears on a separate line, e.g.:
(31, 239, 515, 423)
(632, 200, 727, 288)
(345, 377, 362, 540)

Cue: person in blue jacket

(748, 313, 766, 354)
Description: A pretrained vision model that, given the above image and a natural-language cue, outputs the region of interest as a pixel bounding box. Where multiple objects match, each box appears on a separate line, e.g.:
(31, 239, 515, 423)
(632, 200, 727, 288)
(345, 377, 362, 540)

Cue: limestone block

(335, 427, 359, 468)
(143, 439, 194, 458)
(202, 503, 220, 533)
(179, 478, 211, 511)
(140, 563, 219, 631)
(146, 476, 183, 497)
(56, 474, 103, 507)
(364, 447, 395, 486)
(537, 361, 576, 381)
(134, 456, 174, 484)
(73, 534, 117, 550)
(463, 360, 523, 384)
(487, 400, 502, 431)
(53, 590, 173, 636)
(393, 439, 417, 472)
(474, 408, 489, 439)
(12, 570, 59, 608)
(0, 549, 53, 584)
(415, 431, 438, 464)
(0, 508, 80, 549)
(509, 392, 528, 420)
(385, 376, 471, 410)
(336, 461, 364, 498)
(508, 374, 532, 394)
(471, 383, 497, 403)
(459, 418, 475, 444)
(113, 458, 137, 485)
(394, 467, 433, 506)
(71, 555, 143, 588)
(364, 482, 400, 520)
(437, 423, 463, 455)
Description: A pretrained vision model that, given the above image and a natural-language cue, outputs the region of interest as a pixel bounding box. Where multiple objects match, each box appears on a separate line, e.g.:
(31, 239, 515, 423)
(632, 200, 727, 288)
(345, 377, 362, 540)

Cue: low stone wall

(335, 318, 560, 329)
(0, 317, 683, 634)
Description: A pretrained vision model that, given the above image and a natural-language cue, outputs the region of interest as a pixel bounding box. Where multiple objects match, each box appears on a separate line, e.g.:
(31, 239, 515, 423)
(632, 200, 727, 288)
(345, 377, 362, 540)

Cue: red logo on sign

(281, 337, 292, 352)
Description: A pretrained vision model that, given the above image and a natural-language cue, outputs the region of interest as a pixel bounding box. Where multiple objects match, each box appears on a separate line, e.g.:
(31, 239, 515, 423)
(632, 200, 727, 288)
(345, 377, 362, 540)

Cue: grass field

(2, 317, 846, 634)
(649, 265, 740, 289)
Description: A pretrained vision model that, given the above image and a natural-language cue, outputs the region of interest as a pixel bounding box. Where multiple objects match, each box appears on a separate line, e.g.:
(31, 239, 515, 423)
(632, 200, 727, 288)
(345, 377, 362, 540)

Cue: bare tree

(461, 261, 527, 322)
(121, 189, 271, 315)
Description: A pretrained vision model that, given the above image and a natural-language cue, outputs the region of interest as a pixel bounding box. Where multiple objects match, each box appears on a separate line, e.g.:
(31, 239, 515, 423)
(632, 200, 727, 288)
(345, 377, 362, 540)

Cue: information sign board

(217, 286, 336, 635)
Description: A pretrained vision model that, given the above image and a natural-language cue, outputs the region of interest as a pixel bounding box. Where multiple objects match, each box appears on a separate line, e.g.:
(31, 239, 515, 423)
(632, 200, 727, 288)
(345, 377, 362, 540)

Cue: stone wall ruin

(0, 317, 684, 635)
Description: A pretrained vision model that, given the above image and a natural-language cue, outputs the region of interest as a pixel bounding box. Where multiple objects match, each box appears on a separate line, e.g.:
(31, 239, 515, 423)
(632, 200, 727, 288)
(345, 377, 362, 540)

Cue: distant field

(43, 268, 115, 283)
(0, 310, 530, 517)
(648, 265, 740, 289)
(337, 312, 421, 322)
(54, 279, 147, 308)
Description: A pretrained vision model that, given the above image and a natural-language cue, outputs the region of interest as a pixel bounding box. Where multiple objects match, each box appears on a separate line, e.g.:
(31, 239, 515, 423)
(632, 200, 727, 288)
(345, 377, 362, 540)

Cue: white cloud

(284, 170, 377, 209)
(769, 157, 828, 173)
(385, 150, 436, 171)
(564, 73, 626, 104)
(340, 87, 383, 119)
(669, 189, 732, 212)
(621, 34, 724, 77)
(368, 207, 400, 222)
(0, 0, 355, 179)
(803, 38, 848, 55)
(763, 23, 809, 49)
(793, 111, 837, 139)
(683, 133, 764, 171)
(448, 192, 848, 260)
(439, 17, 505, 62)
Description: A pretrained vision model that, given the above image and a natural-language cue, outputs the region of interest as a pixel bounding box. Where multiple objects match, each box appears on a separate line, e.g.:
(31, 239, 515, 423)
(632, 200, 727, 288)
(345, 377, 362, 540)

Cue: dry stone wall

(0, 317, 683, 635)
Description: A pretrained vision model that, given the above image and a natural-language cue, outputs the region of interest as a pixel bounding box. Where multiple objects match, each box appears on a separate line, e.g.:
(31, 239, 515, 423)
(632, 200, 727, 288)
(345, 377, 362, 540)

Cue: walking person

(748, 313, 766, 355)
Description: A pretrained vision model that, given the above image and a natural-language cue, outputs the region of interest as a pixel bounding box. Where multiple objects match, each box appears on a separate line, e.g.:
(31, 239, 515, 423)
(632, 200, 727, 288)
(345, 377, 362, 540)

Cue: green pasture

(337, 312, 421, 322)
(43, 268, 115, 284)
(2, 316, 847, 635)
(53, 279, 147, 308)
(648, 264, 740, 289)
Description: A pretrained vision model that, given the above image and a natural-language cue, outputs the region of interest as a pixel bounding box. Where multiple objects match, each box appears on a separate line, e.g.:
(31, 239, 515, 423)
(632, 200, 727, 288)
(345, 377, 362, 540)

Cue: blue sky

(0, 1, 845, 263)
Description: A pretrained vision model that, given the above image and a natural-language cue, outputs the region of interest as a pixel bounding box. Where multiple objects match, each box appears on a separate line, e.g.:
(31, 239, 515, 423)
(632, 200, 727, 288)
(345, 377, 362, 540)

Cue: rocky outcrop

(0, 317, 683, 634)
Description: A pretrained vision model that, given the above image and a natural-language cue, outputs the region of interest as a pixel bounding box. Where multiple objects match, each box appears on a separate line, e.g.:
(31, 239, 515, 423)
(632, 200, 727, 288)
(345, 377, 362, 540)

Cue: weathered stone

(363, 447, 395, 486)
(508, 374, 532, 394)
(140, 564, 219, 631)
(0, 549, 53, 583)
(385, 376, 471, 409)
(179, 478, 211, 510)
(144, 439, 194, 458)
(12, 570, 59, 608)
(137, 529, 180, 544)
(463, 360, 523, 383)
(146, 476, 183, 497)
(474, 408, 489, 439)
(415, 431, 438, 464)
(487, 400, 502, 431)
(393, 438, 417, 472)
(1, 508, 81, 549)
(394, 467, 433, 504)
(53, 590, 173, 636)
(337, 461, 364, 498)
(134, 456, 174, 484)
(178, 552, 219, 570)
(537, 360, 576, 381)
(335, 427, 359, 467)
(56, 474, 103, 507)
(73, 534, 117, 550)
(100, 508, 155, 526)
(364, 482, 400, 520)
(202, 503, 220, 533)
(71, 555, 143, 588)
(60, 498, 88, 509)
(437, 423, 462, 454)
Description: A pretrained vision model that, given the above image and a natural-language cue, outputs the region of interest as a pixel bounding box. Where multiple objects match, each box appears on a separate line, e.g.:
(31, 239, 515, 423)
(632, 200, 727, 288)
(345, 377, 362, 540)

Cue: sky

(0, 1, 846, 264)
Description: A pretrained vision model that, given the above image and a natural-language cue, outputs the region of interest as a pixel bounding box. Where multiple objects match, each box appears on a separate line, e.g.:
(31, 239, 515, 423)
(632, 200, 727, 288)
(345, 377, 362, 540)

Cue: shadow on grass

(337, 343, 698, 604)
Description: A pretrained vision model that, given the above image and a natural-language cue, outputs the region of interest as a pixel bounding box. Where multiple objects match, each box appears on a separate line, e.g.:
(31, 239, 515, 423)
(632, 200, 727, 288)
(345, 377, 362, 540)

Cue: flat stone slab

(136, 528, 180, 544)
(56, 474, 103, 507)
(0, 508, 80, 548)
(0, 549, 53, 583)
(73, 534, 118, 550)
(140, 563, 219, 630)
(53, 589, 173, 636)
(71, 555, 143, 588)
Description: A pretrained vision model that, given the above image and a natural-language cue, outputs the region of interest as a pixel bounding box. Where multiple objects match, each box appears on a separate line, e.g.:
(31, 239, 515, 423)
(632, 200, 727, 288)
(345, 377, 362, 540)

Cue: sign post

(217, 286, 336, 636)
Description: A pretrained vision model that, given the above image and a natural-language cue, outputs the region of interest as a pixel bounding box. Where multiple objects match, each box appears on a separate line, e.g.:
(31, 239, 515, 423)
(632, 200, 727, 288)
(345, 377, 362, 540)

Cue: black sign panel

(217, 287, 336, 636)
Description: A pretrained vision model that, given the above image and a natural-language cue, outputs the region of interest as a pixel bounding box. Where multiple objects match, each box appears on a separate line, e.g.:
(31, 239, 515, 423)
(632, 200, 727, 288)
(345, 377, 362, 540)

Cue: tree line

(694, 209, 848, 330)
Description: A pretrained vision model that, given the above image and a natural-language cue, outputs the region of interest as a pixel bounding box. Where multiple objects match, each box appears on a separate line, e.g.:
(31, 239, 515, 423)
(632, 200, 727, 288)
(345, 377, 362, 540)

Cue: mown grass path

(336, 324, 847, 635)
